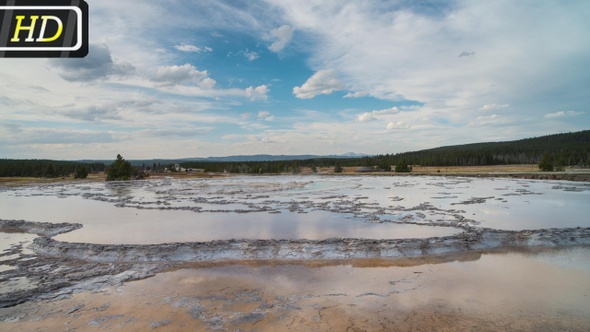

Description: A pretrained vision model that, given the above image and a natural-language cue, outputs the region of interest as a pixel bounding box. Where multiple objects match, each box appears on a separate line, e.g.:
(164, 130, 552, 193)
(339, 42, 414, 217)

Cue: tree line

(382, 130, 590, 167)
(0, 159, 105, 178)
(1, 130, 588, 178)
(177, 130, 590, 173)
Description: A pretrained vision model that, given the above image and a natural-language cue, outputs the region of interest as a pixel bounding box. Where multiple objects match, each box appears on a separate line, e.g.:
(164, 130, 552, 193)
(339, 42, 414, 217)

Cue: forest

(1, 130, 588, 177)
(178, 130, 590, 174)
(0, 160, 105, 178)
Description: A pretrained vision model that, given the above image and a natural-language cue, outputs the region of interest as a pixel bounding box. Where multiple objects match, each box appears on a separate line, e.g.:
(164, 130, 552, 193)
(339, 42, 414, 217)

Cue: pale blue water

(1, 176, 589, 244)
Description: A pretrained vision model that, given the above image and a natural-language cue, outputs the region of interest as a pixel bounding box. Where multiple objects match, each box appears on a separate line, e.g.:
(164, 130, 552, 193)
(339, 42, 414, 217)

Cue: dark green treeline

(0, 160, 105, 178)
(179, 130, 590, 173)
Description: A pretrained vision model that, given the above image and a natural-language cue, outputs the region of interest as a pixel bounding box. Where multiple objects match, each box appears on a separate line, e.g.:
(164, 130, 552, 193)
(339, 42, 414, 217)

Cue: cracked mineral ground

(1, 175, 589, 331)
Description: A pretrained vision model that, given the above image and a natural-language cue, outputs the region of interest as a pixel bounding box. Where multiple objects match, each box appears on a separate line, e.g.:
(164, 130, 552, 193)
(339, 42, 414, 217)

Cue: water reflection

(14, 247, 581, 332)
(1, 176, 589, 244)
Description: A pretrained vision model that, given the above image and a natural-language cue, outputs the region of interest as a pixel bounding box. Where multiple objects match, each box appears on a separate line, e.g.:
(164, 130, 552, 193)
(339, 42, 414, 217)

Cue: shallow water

(0, 232, 38, 293)
(87, 246, 590, 329)
(0, 232, 37, 254)
(1, 176, 589, 244)
(2, 247, 589, 331)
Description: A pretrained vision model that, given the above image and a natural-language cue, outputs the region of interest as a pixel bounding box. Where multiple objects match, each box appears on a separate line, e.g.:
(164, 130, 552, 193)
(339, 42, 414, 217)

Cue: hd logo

(0, 0, 88, 57)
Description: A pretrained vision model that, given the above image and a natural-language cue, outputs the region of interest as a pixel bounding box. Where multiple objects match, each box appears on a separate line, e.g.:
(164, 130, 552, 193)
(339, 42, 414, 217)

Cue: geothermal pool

(1, 176, 589, 244)
(1, 175, 590, 330)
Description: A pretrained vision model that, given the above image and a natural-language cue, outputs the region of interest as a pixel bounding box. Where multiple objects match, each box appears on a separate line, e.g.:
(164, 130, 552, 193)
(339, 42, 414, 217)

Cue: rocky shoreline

(29, 227, 590, 263)
(0, 219, 82, 237)
(2, 219, 589, 308)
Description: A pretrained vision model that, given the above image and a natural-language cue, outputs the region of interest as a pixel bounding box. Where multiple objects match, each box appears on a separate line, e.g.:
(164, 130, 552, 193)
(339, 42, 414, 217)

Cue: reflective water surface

(1, 176, 589, 244)
(2, 247, 589, 331)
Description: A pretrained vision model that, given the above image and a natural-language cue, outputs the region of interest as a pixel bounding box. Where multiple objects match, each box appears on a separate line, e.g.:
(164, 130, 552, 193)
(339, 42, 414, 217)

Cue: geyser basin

(1, 176, 589, 244)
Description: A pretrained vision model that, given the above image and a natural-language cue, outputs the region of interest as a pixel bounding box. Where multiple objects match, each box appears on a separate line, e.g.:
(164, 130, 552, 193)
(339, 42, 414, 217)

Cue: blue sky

(1, 0, 589, 159)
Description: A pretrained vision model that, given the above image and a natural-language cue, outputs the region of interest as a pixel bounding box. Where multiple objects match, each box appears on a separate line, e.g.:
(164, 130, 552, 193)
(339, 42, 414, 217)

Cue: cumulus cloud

(257, 136, 278, 144)
(263, 25, 293, 52)
(245, 85, 269, 101)
(479, 104, 508, 111)
(476, 114, 498, 121)
(51, 44, 134, 82)
(257, 111, 275, 121)
(138, 127, 212, 137)
(468, 114, 510, 126)
(344, 91, 369, 98)
(241, 49, 260, 61)
(544, 111, 584, 119)
(272, 0, 590, 123)
(174, 43, 212, 53)
(228, 49, 261, 61)
(357, 112, 376, 122)
(356, 107, 400, 122)
(150, 64, 216, 88)
(293, 69, 345, 99)
(373, 107, 400, 116)
(386, 121, 410, 130)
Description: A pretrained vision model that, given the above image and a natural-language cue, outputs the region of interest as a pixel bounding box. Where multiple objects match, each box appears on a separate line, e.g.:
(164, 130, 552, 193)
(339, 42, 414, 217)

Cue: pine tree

(106, 154, 133, 181)
(538, 153, 554, 172)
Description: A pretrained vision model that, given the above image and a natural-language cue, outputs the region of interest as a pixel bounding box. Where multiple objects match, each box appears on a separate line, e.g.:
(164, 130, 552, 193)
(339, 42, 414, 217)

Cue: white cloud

(275, 0, 590, 118)
(293, 69, 345, 99)
(344, 91, 369, 98)
(476, 114, 498, 121)
(138, 127, 212, 138)
(357, 112, 375, 122)
(386, 121, 410, 130)
(373, 107, 400, 116)
(356, 107, 400, 122)
(242, 49, 260, 61)
(150, 64, 215, 88)
(245, 85, 269, 101)
(468, 113, 512, 126)
(263, 25, 293, 52)
(174, 43, 212, 53)
(258, 111, 274, 121)
(2, 1, 589, 159)
(479, 104, 508, 111)
(544, 111, 584, 119)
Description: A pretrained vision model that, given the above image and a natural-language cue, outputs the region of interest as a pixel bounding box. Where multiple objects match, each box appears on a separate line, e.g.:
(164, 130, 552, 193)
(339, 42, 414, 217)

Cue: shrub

(395, 160, 412, 173)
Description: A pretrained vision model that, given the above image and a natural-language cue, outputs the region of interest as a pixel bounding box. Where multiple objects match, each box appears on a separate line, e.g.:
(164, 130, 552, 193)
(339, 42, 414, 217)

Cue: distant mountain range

(79, 153, 370, 166)
(4, 131, 588, 177)
(73, 130, 590, 167)
(179, 152, 369, 163)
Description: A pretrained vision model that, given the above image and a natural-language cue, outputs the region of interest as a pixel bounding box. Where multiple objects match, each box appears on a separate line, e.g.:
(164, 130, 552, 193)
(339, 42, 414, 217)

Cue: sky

(1, 0, 589, 160)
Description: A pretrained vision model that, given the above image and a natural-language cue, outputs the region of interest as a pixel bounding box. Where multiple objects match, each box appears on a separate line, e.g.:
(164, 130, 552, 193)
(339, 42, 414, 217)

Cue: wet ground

(1, 175, 589, 330)
(1, 248, 589, 331)
(0, 176, 588, 243)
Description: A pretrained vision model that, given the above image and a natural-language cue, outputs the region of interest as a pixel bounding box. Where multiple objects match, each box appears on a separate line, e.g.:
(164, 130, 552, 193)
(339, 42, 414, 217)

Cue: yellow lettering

(10, 15, 39, 42)
(36, 16, 63, 42)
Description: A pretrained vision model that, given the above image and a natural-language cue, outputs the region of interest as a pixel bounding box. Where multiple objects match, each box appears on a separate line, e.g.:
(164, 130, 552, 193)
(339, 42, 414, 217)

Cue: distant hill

(174, 130, 589, 173)
(3, 131, 588, 177)
(79, 153, 370, 166)
(372, 130, 590, 167)
(84, 131, 589, 169)
(178, 153, 369, 163)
